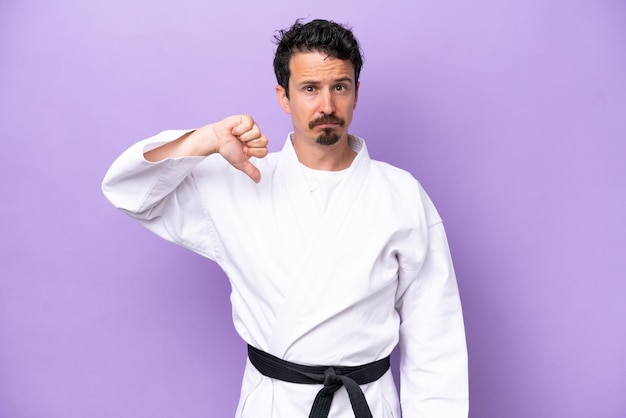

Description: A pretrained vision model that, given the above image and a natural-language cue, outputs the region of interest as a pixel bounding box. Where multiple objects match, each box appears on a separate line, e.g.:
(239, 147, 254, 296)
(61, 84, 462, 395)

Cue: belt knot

(321, 367, 342, 395)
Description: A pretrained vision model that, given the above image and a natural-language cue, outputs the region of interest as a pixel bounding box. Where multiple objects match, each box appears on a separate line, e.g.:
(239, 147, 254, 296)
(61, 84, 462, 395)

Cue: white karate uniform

(102, 131, 468, 418)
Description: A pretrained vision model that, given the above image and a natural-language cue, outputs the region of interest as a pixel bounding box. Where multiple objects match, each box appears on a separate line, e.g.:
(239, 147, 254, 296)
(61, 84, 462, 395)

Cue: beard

(309, 115, 345, 146)
(315, 128, 341, 146)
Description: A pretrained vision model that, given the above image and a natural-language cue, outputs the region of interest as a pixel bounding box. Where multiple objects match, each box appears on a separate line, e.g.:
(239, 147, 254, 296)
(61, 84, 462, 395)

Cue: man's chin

(315, 130, 341, 146)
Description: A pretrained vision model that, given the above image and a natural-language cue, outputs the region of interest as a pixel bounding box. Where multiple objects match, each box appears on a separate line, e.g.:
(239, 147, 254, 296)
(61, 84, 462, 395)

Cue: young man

(103, 19, 468, 418)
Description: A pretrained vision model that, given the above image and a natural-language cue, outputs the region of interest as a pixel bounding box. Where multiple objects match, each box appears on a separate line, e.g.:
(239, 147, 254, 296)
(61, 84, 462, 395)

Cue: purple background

(1, 0, 625, 417)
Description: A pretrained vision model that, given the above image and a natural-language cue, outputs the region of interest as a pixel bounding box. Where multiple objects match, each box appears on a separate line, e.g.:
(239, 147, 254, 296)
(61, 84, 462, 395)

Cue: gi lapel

(268, 135, 371, 357)
(275, 135, 321, 250)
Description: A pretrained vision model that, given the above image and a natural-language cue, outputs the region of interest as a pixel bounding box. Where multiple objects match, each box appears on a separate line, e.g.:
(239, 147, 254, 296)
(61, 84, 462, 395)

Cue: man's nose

(320, 90, 335, 115)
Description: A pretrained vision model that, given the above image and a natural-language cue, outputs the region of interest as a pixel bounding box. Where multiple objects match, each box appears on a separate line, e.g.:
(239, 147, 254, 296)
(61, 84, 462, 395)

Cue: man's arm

(394, 184, 468, 417)
(101, 115, 269, 259)
(396, 220, 469, 417)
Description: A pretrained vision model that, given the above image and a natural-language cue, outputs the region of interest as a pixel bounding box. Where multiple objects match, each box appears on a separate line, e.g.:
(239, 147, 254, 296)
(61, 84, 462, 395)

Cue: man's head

(273, 19, 363, 99)
(273, 19, 363, 148)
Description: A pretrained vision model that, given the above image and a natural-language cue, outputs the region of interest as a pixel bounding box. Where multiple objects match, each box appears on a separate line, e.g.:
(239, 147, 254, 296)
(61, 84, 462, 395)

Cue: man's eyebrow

(296, 80, 322, 86)
(333, 76, 354, 84)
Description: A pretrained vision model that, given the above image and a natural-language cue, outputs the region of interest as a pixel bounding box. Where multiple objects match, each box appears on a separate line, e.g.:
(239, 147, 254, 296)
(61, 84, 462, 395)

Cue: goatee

(316, 128, 341, 146)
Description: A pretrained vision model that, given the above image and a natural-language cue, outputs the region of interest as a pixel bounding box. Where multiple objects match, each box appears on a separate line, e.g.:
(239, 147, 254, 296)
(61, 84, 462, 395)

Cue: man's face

(276, 51, 359, 147)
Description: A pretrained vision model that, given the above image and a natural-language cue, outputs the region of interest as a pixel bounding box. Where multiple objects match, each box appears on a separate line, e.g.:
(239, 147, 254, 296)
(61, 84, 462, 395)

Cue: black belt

(247, 344, 390, 418)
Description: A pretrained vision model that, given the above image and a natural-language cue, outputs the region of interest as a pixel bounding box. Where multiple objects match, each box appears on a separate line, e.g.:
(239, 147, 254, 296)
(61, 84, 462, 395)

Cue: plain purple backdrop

(1, 0, 625, 417)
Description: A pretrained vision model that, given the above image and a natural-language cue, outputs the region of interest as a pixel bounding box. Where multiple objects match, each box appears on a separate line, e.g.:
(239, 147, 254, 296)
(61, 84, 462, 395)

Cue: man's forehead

(289, 51, 355, 80)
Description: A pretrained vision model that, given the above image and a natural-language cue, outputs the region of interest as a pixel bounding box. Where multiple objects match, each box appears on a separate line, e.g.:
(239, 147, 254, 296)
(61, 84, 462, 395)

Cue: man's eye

(304, 86, 315, 92)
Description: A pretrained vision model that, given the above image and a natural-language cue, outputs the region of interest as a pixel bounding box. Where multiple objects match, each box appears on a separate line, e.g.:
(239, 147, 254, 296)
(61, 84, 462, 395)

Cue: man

(103, 19, 468, 418)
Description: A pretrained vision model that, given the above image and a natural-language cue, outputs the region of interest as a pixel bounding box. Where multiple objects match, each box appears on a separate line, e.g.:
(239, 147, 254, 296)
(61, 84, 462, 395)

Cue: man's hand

(210, 115, 269, 183)
(144, 115, 269, 183)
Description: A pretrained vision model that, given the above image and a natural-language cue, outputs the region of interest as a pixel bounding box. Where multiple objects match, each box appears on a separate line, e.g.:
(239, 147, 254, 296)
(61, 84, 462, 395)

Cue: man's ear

(276, 85, 291, 114)
(354, 81, 360, 110)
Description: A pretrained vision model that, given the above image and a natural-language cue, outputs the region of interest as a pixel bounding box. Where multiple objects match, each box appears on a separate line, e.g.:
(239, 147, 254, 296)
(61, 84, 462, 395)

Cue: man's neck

(292, 134, 357, 171)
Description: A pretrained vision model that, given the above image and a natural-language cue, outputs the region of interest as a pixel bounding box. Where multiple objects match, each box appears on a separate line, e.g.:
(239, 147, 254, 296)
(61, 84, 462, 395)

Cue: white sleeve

(396, 220, 469, 417)
(101, 130, 221, 260)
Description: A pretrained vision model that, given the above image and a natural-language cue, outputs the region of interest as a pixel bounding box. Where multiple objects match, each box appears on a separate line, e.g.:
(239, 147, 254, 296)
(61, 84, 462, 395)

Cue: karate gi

(102, 130, 468, 418)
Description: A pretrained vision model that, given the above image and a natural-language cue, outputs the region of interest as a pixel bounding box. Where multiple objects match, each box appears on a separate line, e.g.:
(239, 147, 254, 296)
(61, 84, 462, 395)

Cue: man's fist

(204, 115, 269, 183)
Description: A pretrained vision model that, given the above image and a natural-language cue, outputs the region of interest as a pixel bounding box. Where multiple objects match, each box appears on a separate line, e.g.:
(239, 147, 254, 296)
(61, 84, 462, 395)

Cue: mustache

(309, 115, 345, 129)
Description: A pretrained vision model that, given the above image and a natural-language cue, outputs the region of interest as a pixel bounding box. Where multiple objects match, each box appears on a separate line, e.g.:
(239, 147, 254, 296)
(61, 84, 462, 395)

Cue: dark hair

(273, 19, 363, 98)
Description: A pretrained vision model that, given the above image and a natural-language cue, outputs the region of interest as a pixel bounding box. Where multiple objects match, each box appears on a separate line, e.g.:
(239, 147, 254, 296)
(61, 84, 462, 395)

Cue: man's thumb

(235, 160, 261, 183)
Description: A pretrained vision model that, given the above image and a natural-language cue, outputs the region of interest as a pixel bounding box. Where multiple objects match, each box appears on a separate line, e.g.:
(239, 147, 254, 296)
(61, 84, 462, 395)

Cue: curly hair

(273, 19, 363, 98)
